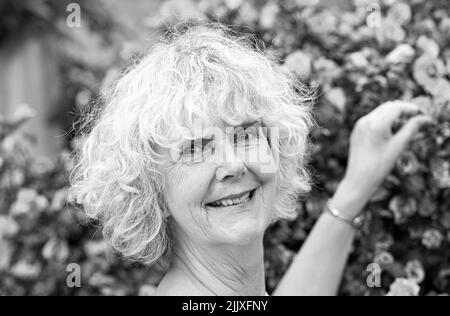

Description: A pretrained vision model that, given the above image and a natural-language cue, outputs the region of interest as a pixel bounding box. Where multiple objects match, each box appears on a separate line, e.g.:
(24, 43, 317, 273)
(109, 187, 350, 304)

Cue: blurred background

(0, 0, 449, 296)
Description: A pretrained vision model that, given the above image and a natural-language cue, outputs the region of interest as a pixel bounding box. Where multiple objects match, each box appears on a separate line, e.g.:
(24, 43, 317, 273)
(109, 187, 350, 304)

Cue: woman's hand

(331, 101, 433, 218)
(276, 101, 434, 296)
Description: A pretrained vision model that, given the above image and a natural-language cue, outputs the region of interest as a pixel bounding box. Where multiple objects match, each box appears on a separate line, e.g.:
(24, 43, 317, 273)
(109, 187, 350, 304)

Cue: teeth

(209, 191, 252, 207)
(240, 192, 250, 202)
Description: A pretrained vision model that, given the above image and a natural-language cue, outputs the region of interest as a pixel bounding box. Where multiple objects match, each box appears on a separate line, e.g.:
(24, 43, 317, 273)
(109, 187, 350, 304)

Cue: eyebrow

(234, 120, 262, 130)
(180, 136, 214, 148)
(179, 120, 262, 146)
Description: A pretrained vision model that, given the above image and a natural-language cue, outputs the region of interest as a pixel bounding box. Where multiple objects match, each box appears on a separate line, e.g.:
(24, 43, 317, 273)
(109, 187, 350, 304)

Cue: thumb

(389, 115, 433, 155)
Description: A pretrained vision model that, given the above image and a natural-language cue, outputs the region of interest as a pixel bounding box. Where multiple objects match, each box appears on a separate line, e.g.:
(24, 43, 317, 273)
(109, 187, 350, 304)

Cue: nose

(215, 160, 247, 181)
(214, 139, 247, 181)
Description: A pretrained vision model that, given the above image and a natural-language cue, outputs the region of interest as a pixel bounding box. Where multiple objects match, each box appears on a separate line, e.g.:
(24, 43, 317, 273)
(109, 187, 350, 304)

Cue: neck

(165, 232, 266, 296)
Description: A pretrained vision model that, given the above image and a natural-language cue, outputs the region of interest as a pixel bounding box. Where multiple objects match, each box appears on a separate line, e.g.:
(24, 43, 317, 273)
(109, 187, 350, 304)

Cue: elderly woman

(71, 24, 432, 296)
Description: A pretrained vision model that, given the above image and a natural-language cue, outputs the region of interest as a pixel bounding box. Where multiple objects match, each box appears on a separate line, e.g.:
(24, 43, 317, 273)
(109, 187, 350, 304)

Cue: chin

(217, 221, 267, 246)
(205, 188, 273, 246)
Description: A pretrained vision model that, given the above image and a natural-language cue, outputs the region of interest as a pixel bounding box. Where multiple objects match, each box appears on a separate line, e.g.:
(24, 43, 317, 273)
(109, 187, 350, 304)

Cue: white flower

(325, 88, 347, 112)
(10, 260, 42, 280)
(382, 0, 398, 7)
(88, 272, 115, 287)
(395, 151, 420, 175)
(259, 2, 280, 30)
(422, 229, 444, 249)
(10, 188, 49, 215)
(416, 36, 440, 58)
(139, 284, 157, 296)
(0, 215, 19, 238)
(374, 251, 394, 266)
(283, 50, 312, 79)
(235, 1, 259, 24)
(377, 18, 406, 44)
(313, 57, 342, 86)
(35, 195, 49, 212)
(389, 195, 417, 224)
(295, 0, 320, 6)
(387, 278, 420, 296)
(405, 260, 425, 284)
(387, 2, 412, 26)
(84, 240, 109, 257)
(10, 188, 39, 216)
(386, 44, 415, 64)
(50, 189, 68, 212)
(42, 238, 69, 262)
(413, 54, 450, 101)
(348, 51, 369, 68)
(306, 10, 339, 35)
(430, 158, 450, 189)
(411, 96, 433, 117)
(10, 104, 36, 125)
(224, 0, 243, 10)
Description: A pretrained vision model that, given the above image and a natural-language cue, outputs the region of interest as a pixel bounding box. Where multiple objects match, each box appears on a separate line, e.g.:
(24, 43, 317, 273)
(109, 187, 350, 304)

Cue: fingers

(388, 114, 433, 156)
(372, 101, 422, 125)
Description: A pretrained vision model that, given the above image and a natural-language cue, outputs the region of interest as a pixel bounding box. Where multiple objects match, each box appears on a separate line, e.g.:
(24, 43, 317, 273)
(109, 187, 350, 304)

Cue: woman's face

(161, 119, 278, 248)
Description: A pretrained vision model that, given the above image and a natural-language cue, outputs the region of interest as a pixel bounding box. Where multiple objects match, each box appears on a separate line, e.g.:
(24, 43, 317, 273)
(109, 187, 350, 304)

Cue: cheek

(163, 162, 213, 216)
(244, 142, 278, 185)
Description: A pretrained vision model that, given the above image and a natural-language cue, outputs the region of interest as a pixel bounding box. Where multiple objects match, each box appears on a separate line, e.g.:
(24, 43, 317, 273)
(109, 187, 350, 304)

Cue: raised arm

(273, 101, 433, 296)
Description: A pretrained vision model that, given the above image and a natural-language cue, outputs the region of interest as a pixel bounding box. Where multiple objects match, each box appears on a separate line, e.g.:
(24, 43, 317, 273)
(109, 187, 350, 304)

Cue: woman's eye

(234, 129, 260, 146)
(180, 139, 214, 161)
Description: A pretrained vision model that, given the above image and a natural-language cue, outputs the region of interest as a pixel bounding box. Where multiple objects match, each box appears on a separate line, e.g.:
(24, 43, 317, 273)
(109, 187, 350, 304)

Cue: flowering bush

(232, 0, 450, 296)
(0, 107, 164, 295)
(1, 0, 450, 296)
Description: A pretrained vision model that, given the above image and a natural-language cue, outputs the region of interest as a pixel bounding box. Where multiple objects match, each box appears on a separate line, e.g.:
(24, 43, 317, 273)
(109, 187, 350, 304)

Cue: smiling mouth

(206, 189, 257, 208)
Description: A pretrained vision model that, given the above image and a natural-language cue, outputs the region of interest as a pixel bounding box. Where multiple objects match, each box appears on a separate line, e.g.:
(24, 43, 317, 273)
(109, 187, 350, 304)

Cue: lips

(206, 188, 257, 208)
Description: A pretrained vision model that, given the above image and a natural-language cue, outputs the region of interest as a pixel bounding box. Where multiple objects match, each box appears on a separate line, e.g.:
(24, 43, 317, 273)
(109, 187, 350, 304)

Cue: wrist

(324, 199, 365, 230)
(331, 178, 371, 218)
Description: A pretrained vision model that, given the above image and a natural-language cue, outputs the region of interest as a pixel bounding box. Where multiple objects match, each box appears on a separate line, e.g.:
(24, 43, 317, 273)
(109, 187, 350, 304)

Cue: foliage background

(0, 0, 449, 296)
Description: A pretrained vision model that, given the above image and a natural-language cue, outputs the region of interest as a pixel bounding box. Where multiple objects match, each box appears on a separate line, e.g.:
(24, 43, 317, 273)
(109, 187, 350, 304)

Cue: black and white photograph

(0, 0, 449, 300)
